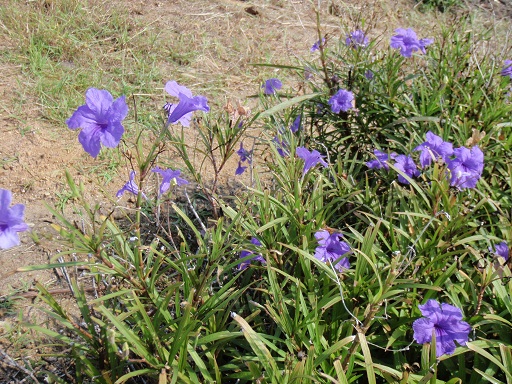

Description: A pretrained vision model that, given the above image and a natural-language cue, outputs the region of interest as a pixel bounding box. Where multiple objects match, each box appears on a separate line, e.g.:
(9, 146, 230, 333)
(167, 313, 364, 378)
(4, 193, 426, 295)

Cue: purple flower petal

(262, 78, 282, 95)
(414, 131, 454, 168)
(390, 28, 433, 58)
(164, 81, 210, 127)
(394, 154, 420, 184)
(296, 147, 328, 175)
(501, 60, 512, 78)
(0, 189, 29, 250)
(329, 89, 354, 113)
(152, 167, 188, 196)
(490, 241, 509, 262)
(314, 230, 351, 272)
(66, 88, 128, 158)
(345, 30, 369, 48)
(116, 171, 147, 199)
(447, 146, 484, 189)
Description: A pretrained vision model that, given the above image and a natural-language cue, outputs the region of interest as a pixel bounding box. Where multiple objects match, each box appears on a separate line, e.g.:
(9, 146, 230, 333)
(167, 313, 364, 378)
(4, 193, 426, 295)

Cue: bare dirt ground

(0, 0, 511, 381)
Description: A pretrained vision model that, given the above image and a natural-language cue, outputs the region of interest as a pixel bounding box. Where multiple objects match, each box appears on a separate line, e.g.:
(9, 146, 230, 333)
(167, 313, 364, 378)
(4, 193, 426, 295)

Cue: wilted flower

(0, 189, 29, 250)
(116, 171, 147, 199)
(235, 142, 252, 175)
(310, 38, 326, 52)
(414, 131, 454, 168)
(447, 146, 484, 189)
(314, 230, 350, 272)
(329, 89, 354, 113)
(165, 81, 210, 127)
(273, 136, 290, 157)
(66, 88, 128, 158)
(235, 161, 247, 176)
(394, 155, 420, 184)
(413, 299, 471, 357)
(238, 237, 266, 270)
(296, 147, 328, 175)
(290, 115, 301, 133)
(262, 78, 282, 95)
(390, 28, 433, 58)
(366, 149, 396, 171)
(364, 70, 374, 80)
(501, 60, 512, 79)
(490, 241, 509, 262)
(152, 167, 188, 196)
(345, 30, 369, 48)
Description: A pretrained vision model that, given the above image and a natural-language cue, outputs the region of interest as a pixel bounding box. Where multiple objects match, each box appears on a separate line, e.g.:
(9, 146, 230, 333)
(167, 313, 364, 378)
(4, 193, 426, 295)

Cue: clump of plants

(2, 10, 512, 384)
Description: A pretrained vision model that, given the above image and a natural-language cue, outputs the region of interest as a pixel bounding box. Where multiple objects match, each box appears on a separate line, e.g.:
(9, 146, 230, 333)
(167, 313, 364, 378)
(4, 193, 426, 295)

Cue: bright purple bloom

(262, 78, 282, 95)
(296, 147, 328, 175)
(329, 89, 354, 113)
(164, 81, 210, 127)
(311, 38, 326, 52)
(366, 149, 396, 171)
(394, 154, 420, 184)
(116, 171, 147, 199)
(501, 60, 512, 79)
(390, 28, 433, 58)
(490, 241, 509, 262)
(314, 230, 351, 272)
(152, 167, 188, 196)
(413, 299, 471, 357)
(447, 146, 484, 189)
(290, 115, 301, 133)
(66, 88, 128, 158)
(238, 237, 266, 270)
(0, 189, 29, 250)
(414, 131, 454, 168)
(345, 30, 369, 48)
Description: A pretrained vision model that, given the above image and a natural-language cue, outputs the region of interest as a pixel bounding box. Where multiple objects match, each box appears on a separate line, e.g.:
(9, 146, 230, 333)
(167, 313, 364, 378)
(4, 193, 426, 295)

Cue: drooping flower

(345, 30, 369, 48)
(447, 146, 484, 189)
(394, 154, 420, 184)
(414, 131, 454, 168)
(314, 230, 351, 272)
(235, 161, 247, 176)
(238, 237, 266, 270)
(364, 70, 374, 80)
(152, 167, 188, 196)
(296, 147, 328, 175)
(290, 115, 302, 133)
(413, 299, 471, 357)
(164, 81, 210, 127)
(310, 38, 326, 52)
(501, 60, 512, 79)
(366, 149, 397, 171)
(490, 241, 509, 262)
(273, 136, 290, 158)
(390, 28, 433, 58)
(329, 89, 354, 113)
(262, 78, 282, 95)
(116, 171, 147, 199)
(0, 189, 29, 250)
(235, 142, 252, 175)
(66, 88, 128, 158)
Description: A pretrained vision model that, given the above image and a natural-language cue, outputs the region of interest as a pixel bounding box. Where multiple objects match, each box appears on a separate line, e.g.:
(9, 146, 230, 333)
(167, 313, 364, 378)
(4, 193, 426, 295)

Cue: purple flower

(290, 115, 301, 133)
(413, 299, 471, 357)
(116, 171, 147, 199)
(414, 131, 454, 168)
(273, 136, 289, 157)
(237, 142, 252, 163)
(0, 189, 29, 250)
(235, 161, 247, 176)
(165, 81, 210, 127)
(501, 60, 512, 79)
(366, 149, 397, 171)
(345, 30, 369, 48)
(390, 28, 433, 58)
(238, 237, 266, 270)
(329, 89, 354, 113)
(262, 78, 282, 95)
(364, 70, 374, 80)
(311, 38, 326, 52)
(66, 88, 128, 158)
(447, 146, 484, 189)
(490, 241, 509, 262)
(314, 230, 351, 272)
(152, 167, 188, 196)
(296, 147, 328, 175)
(394, 155, 420, 184)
